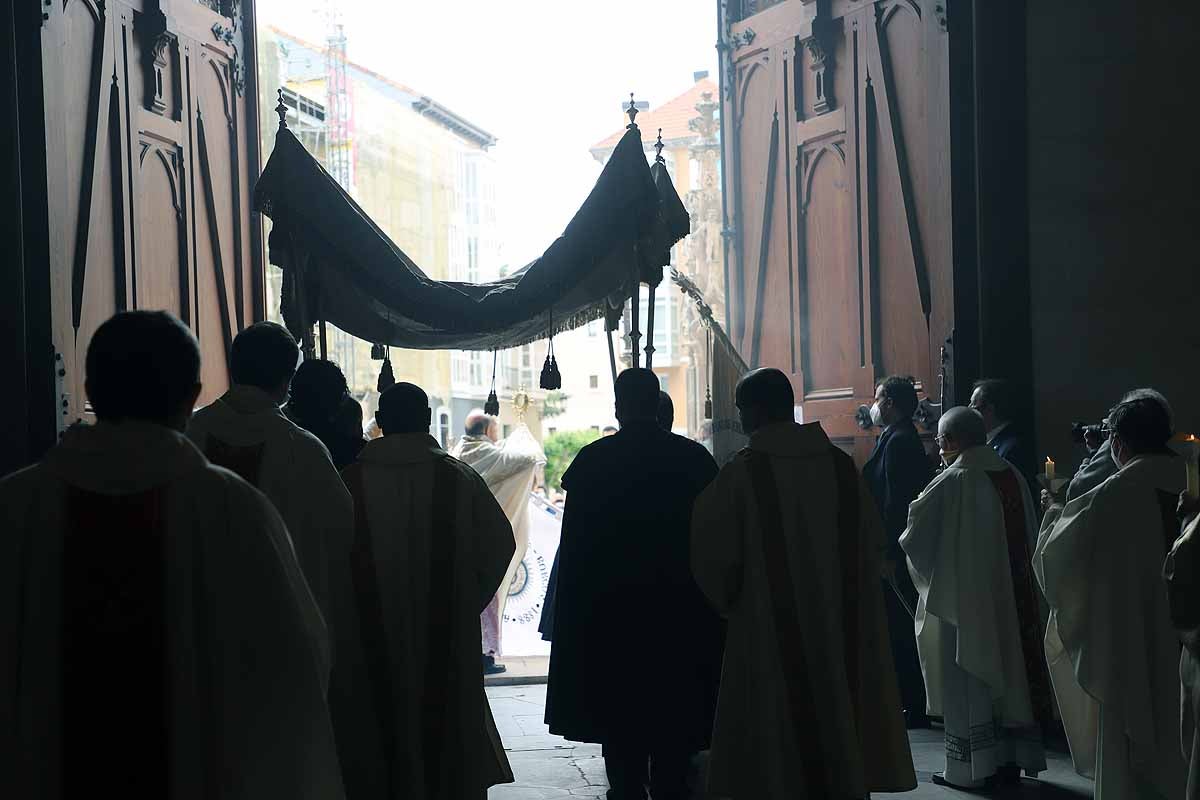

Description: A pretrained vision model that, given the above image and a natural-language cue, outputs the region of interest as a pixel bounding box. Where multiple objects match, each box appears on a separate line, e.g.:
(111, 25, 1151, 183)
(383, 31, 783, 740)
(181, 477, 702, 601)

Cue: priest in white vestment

(900, 407, 1048, 789)
(1167, 492, 1200, 799)
(332, 382, 515, 800)
(1035, 388, 1188, 799)
(0, 312, 344, 799)
(692, 368, 916, 799)
(450, 409, 545, 665)
(187, 321, 352, 621)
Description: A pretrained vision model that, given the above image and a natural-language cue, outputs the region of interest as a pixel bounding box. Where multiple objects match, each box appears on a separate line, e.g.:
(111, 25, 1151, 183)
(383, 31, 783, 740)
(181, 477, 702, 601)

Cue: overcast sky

(255, 0, 719, 266)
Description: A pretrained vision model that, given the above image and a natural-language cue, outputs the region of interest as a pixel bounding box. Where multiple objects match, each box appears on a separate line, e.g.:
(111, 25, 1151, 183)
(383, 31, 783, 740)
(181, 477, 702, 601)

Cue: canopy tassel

(485, 350, 501, 416)
(704, 326, 713, 419)
(539, 306, 562, 390)
(376, 348, 395, 393)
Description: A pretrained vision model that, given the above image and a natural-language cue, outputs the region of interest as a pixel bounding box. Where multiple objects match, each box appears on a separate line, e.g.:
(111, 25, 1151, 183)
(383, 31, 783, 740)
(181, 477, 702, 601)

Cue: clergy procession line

(2, 309, 1198, 800)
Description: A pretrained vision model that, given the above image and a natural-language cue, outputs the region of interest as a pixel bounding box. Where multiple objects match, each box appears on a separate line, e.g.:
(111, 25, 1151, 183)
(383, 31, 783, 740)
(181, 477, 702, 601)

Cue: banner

(711, 325, 749, 466)
(499, 493, 562, 657)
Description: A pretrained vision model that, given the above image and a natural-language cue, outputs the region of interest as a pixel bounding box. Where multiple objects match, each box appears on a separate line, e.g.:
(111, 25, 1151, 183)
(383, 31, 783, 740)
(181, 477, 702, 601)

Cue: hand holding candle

(1045, 457, 1056, 482)
(1172, 434, 1200, 500)
(1185, 435, 1199, 500)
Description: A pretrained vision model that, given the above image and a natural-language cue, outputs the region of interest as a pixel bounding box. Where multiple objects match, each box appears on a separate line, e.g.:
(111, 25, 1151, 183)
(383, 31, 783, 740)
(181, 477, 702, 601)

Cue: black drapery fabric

(253, 125, 689, 351)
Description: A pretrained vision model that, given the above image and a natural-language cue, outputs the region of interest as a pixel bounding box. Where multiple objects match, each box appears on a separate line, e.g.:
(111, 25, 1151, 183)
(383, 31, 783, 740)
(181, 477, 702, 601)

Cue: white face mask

(940, 449, 960, 467)
(869, 402, 884, 427)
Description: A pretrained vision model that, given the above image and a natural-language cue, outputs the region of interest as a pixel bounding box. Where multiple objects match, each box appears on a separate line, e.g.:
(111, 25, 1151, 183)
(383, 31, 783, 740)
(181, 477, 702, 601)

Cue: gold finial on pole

(626, 93, 639, 129)
(275, 88, 289, 130)
(654, 128, 666, 164)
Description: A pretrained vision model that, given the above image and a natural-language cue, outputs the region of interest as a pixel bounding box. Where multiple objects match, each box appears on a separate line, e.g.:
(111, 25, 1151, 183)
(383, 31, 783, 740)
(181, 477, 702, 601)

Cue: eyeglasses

(934, 433, 949, 446)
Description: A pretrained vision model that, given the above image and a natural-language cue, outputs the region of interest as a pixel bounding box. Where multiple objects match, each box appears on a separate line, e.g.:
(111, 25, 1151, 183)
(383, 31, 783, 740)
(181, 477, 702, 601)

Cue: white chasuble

(0, 421, 343, 800)
(692, 421, 915, 799)
(1035, 453, 1188, 799)
(901, 444, 1048, 785)
(333, 434, 515, 800)
(187, 384, 353, 621)
(1166, 509, 1200, 799)
(452, 427, 545, 655)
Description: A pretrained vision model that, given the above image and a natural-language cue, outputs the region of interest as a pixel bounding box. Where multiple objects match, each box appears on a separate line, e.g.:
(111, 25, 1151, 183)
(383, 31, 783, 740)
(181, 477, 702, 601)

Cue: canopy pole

(629, 288, 641, 368)
(644, 127, 667, 371)
(644, 284, 656, 369)
(607, 327, 618, 384)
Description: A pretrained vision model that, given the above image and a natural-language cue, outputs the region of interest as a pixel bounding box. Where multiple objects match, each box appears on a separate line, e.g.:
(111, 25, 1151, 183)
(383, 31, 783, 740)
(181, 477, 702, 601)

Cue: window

(438, 412, 451, 447)
(589, 375, 599, 389)
(658, 373, 669, 393)
(466, 237, 479, 283)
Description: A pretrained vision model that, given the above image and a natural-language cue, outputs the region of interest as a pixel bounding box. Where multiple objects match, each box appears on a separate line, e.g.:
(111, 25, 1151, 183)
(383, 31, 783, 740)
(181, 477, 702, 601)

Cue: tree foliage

(543, 429, 599, 491)
(541, 390, 569, 420)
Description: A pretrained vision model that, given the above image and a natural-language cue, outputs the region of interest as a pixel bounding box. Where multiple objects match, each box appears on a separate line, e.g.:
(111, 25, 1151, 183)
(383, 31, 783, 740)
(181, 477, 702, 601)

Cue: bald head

(938, 406, 987, 451)
(464, 408, 498, 441)
(376, 382, 430, 435)
(614, 368, 660, 425)
(735, 368, 794, 435)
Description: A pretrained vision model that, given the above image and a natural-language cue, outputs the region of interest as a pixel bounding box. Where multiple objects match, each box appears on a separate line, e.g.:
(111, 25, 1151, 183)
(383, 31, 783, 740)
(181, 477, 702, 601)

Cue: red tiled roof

(590, 78, 719, 153)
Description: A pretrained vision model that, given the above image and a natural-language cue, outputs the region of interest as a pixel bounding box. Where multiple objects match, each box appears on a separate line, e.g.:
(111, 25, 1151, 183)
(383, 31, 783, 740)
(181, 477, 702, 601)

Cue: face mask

(940, 449, 960, 467)
(869, 402, 884, 427)
(1110, 442, 1124, 470)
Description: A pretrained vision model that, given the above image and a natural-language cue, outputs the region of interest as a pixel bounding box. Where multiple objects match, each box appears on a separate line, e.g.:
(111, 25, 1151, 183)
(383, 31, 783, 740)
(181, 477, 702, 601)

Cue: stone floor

(485, 656, 550, 687)
(486, 684, 1095, 799)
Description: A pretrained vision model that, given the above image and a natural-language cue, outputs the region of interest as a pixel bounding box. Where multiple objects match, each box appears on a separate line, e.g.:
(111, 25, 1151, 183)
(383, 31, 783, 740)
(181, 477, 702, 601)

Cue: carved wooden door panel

(40, 0, 261, 423)
(722, 0, 952, 462)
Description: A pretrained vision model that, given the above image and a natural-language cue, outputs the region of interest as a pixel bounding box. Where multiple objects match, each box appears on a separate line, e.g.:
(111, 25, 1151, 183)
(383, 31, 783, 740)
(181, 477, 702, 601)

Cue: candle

(1185, 436, 1200, 500)
(1045, 457, 1056, 482)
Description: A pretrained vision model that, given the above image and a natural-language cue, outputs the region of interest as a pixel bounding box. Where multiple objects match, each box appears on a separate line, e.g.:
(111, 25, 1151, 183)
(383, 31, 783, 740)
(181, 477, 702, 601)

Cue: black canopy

(253, 122, 689, 351)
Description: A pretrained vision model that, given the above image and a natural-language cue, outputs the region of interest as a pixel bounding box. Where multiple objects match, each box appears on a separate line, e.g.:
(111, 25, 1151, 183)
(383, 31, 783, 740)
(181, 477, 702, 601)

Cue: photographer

(1040, 421, 1120, 515)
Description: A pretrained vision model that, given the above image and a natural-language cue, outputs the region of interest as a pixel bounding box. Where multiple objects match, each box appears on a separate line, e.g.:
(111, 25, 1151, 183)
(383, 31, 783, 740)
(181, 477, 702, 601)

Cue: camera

(1070, 421, 1109, 447)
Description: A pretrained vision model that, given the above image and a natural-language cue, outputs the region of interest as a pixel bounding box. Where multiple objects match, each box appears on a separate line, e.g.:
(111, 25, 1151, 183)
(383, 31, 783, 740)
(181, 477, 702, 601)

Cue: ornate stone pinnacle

(626, 93, 639, 129)
(275, 88, 288, 130)
(655, 128, 665, 163)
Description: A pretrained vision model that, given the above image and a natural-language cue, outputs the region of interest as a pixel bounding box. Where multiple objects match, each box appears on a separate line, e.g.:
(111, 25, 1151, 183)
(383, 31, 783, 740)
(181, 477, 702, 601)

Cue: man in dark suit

(863, 375, 934, 728)
(545, 368, 723, 800)
(970, 378, 1036, 491)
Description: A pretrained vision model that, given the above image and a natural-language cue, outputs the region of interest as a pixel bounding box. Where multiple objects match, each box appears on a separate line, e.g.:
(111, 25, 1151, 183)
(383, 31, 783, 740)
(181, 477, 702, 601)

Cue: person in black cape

(544, 368, 723, 800)
(862, 375, 934, 728)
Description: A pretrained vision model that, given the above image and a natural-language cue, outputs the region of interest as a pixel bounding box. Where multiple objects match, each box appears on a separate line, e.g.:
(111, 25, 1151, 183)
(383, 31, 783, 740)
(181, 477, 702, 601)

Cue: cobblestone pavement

(486, 685, 1095, 799)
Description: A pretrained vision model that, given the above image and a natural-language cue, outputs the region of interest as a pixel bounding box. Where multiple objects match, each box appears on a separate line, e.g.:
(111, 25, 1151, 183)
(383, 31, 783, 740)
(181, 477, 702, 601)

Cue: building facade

(565, 74, 725, 438)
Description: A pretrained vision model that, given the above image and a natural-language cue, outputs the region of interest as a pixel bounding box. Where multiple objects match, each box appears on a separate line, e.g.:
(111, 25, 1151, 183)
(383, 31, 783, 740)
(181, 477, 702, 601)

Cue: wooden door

(722, 0, 952, 461)
(39, 0, 262, 424)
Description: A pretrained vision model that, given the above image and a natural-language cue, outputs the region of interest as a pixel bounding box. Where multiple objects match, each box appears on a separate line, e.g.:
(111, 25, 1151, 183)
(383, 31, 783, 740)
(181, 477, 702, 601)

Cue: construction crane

(324, 21, 351, 190)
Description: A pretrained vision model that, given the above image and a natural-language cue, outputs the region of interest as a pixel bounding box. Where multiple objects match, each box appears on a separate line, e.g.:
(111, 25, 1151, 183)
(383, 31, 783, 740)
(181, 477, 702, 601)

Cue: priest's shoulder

(434, 451, 493, 492)
(282, 418, 337, 465)
(200, 459, 279, 508)
(669, 432, 719, 475)
(559, 434, 617, 489)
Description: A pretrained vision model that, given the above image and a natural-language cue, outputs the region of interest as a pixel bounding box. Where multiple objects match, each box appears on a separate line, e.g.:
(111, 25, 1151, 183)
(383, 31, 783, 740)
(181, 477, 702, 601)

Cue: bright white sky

(255, 0, 718, 266)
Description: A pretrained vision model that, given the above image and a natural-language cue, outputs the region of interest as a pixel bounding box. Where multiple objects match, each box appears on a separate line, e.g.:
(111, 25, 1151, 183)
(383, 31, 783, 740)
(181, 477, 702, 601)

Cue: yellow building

(258, 26, 541, 443)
